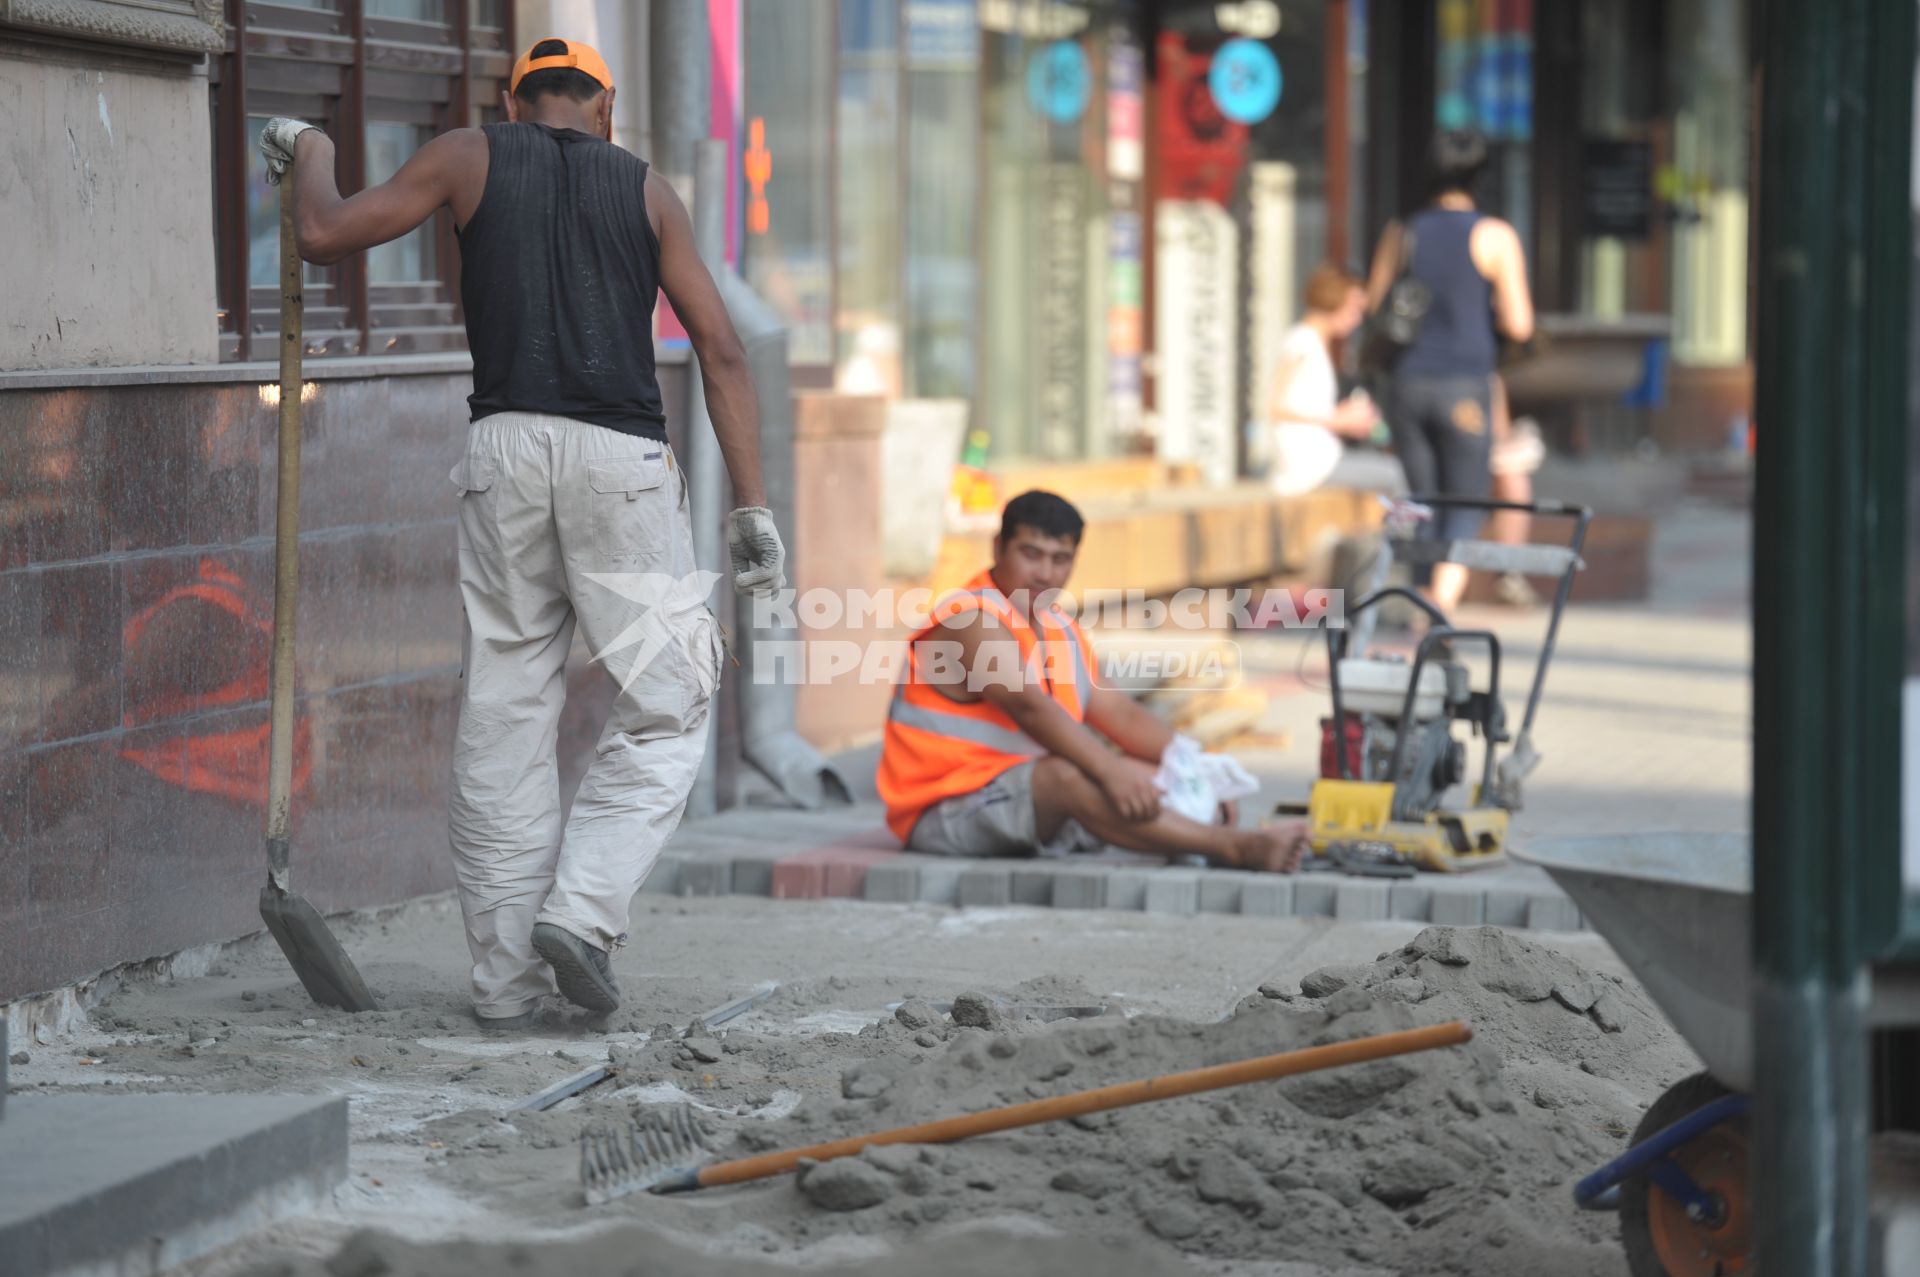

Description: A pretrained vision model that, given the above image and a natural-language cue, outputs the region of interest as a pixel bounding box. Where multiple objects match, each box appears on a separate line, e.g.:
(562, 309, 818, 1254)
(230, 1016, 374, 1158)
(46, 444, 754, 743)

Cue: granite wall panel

(0, 372, 477, 1000)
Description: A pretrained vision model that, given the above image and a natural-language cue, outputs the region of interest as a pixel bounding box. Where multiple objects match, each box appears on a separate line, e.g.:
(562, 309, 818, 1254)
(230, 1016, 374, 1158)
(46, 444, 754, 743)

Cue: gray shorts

(906, 760, 1106, 859)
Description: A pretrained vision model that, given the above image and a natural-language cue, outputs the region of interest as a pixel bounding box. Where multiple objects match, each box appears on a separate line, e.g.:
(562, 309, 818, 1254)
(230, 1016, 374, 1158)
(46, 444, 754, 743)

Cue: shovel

(256, 186, 379, 1013)
(581, 1020, 1473, 1201)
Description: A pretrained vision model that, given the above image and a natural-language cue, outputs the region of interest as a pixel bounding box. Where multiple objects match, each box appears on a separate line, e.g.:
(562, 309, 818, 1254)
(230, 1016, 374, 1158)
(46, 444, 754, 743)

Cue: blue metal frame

(1573, 1093, 1750, 1217)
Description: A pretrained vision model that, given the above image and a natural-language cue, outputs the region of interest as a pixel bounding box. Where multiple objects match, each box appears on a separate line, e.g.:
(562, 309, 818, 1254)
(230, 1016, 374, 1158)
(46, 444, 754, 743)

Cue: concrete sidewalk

(661, 504, 1750, 936)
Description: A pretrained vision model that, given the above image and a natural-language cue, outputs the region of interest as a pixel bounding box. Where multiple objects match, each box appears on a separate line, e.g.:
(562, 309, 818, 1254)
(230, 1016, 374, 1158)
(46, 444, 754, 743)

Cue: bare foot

(1226, 821, 1311, 874)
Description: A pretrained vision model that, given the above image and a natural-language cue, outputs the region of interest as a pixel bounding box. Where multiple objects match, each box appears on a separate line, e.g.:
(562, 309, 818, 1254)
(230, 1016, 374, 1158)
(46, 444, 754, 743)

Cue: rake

(581, 1020, 1471, 1202)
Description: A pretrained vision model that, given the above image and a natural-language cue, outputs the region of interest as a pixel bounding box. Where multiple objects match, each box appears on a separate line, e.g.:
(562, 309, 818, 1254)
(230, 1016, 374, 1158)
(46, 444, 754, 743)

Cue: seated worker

(878, 491, 1308, 872)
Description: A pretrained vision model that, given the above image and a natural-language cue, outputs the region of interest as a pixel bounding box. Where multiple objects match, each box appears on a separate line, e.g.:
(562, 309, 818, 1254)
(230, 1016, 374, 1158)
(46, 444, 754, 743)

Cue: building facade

(0, 0, 1755, 1000)
(691, 0, 1754, 470)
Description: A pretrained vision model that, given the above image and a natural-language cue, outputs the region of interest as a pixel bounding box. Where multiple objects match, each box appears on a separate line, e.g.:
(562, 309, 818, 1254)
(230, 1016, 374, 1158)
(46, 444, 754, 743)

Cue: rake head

(580, 1103, 718, 1203)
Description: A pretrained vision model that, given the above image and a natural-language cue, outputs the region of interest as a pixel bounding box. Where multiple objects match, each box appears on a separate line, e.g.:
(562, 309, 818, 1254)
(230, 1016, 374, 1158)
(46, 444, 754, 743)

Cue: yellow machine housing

(1280, 779, 1511, 873)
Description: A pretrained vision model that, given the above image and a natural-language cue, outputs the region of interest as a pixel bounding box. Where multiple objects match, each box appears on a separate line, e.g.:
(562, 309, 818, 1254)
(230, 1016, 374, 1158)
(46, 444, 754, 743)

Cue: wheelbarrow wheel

(1620, 1072, 1752, 1277)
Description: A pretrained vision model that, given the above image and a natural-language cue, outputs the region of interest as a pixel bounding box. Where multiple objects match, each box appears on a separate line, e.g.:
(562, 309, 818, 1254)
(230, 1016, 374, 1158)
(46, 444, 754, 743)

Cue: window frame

(211, 0, 512, 362)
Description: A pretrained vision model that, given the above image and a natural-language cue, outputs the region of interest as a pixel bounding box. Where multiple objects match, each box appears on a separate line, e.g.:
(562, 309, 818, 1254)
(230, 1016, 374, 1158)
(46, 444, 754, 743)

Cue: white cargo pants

(448, 412, 722, 1018)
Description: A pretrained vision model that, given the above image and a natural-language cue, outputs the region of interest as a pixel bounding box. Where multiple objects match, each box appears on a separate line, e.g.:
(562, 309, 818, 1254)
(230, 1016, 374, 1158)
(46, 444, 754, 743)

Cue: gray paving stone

(1388, 883, 1434, 921)
(1198, 870, 1261, 913)
(0, 1093, 346, 1277)
(1101, 869, 1153, 911)
(1239, 876, 1295, 917)
(1293, 876, 1338, 917)
(1143, 870, 1204, 915)
(1009, 866, 1058, 907)
(677, 858, 733, 897)
(1484, 888, 1531, 929)
(911, 860, 967, 905)
(1526, 892, 1583, 933)
(1048, 866, 1108, 909)
(957, 865, 1013, 908)
(639, 851, 692, 895)
(1427, 879, 1487, 926)
(1335, 879, 1392, 922)
(863, 860, 921, 904)
(726, 847, 793, 898)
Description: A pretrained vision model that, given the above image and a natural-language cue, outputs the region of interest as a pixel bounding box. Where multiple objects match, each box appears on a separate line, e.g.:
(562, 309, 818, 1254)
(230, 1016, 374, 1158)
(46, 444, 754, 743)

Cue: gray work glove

(727, 506, 786, 597)
(259, 117, 318, 186)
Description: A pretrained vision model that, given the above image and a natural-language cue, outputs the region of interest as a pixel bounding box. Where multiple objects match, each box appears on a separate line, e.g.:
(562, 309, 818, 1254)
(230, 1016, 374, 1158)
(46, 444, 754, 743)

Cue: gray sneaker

(531, 923, 621, 1013)
(473, 1007, 540, 1034)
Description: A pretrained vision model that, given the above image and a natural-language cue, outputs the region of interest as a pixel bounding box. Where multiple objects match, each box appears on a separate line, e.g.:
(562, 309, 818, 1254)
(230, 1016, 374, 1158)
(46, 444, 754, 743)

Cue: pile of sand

(339, 927, 1695, 1277)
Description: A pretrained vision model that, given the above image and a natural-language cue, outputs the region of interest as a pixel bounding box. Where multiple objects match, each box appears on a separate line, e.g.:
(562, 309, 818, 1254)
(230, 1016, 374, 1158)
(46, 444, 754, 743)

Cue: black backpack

(1359, 223, 1431, 375)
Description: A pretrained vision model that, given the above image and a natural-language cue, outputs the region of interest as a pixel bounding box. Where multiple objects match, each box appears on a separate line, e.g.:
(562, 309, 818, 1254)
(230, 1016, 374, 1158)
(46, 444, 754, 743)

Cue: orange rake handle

(691, 1019, 1473, 1189)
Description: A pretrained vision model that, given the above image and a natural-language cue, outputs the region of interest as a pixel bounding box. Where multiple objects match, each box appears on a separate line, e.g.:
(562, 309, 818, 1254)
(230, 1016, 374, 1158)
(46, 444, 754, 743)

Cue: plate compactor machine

(1275, 497, 1592, 877)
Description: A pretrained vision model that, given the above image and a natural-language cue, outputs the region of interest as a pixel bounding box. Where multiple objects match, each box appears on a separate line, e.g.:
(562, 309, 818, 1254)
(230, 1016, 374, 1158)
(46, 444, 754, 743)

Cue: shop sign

(744, 118, 772, 236)
(1038, 164, 1088, 455)
(1154, 200, 1240, 486)
(1214, 1, 1282, 40)
(906, 0, 976, 67)
(1108, 39, 1145, 182)
(982, 0, 1089, 39)
(1029, 40, 1093, 124)
(1208, 38, 1282, 126)
(1108, 210, 1145, 436)
(1155, 31, 1249, 206)
(1583, 139, 1655, 240)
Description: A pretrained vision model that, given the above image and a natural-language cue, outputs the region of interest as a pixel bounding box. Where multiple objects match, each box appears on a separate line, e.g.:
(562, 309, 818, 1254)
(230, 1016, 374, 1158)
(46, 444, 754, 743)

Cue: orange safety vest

(119, 558, 312, 806)
(877, 570, 1096, 843)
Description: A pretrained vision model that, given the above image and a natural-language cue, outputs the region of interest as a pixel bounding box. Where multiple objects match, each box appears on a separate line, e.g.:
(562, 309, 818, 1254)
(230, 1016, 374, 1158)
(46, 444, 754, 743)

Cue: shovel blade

(260, 885, 380, 1012)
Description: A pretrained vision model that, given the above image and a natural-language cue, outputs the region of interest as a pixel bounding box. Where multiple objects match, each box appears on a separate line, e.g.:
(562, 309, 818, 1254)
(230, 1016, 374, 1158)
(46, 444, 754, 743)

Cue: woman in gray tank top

(1365, 131, 1536, 615)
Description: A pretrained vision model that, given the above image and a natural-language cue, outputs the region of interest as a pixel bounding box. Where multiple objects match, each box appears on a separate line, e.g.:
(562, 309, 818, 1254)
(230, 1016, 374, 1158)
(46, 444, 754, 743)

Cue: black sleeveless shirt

(458, 122, 667, 441)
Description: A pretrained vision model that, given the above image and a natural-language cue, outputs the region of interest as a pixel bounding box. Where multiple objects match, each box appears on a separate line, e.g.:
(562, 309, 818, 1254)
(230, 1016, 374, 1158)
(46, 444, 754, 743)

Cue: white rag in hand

(727, 506, 787, 597)
(259, 117, 317, 186)
(1154, 734, 1261, 824)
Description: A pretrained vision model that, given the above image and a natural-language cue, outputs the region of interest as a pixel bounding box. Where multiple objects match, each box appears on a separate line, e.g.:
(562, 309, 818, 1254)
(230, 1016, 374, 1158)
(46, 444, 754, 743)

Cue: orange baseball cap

(510, 37, 614, 94)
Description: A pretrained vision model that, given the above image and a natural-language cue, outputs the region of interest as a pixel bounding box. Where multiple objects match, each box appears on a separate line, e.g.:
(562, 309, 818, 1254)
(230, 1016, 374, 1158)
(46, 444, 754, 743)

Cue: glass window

(1575, 0, 1750, 366)
(837, 0, 905, 394)
(365, 122, 437, 283)
(981, 2, 1141, 463)
(741, 0, 835, 366)
(245, 116, 327, 289)
(217, 2, 506, 359)
(903, 0, 981, 399)
(1433, 0, 1533, 249)
(1664, 0, 1750, 365)
(365, 0, 444, 20)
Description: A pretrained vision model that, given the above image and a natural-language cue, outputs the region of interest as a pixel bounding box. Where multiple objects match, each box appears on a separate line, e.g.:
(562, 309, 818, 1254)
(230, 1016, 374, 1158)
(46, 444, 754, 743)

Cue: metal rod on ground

(687, 981, 779, 1035)
(684, 137, 728, 820)
(516, 1066, 616, 1113)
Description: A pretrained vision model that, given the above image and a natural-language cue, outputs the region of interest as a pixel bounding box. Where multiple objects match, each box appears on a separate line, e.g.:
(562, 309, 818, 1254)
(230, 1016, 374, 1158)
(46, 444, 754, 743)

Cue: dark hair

(1428, 130, 1489, 198)
(998, 490, 1085, 547)
(515, 39, 606, 104)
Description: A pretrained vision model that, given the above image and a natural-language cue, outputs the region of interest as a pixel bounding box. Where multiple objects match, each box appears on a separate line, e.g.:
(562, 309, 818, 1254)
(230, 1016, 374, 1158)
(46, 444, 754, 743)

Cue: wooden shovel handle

(695, 1020, 1472, 1189)
(266, 188, 303, 888)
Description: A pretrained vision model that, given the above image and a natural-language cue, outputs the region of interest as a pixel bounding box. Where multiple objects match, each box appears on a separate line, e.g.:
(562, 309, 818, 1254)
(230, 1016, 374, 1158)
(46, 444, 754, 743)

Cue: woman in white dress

(1264, 265, 1383, 496)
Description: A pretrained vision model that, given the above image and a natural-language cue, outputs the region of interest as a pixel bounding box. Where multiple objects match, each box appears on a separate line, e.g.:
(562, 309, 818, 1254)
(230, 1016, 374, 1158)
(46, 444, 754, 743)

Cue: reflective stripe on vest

(886, 696, 1045, 757)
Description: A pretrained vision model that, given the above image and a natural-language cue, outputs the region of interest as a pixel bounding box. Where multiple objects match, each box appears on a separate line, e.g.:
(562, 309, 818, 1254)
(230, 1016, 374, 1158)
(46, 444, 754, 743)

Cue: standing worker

(1366, 130, 1534, 616)
(259, 37, 787, 1029)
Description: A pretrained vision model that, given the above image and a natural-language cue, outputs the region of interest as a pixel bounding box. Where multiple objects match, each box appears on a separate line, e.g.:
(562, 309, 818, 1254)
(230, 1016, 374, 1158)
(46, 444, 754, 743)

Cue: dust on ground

(8, 895, 1691, 1276)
